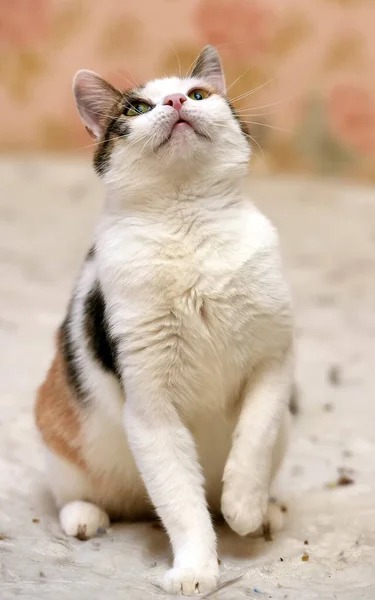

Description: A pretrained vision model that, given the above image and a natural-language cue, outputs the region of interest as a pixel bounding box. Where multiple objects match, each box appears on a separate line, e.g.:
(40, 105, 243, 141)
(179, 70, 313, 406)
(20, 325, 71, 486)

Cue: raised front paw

(161, 565, 219, 596)
(221, 481, 268, 537)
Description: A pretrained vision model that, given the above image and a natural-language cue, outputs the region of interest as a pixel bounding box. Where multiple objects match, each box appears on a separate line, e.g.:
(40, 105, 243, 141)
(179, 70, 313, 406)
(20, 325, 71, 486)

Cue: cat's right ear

(73, 70, 122, 140)
(191, 46, 226, 96)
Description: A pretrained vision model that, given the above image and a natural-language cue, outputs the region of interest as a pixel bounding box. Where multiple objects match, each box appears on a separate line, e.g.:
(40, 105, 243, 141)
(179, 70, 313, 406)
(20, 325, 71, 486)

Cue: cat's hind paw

(249, 501, 286, 539)
(59, 500, 110, 540)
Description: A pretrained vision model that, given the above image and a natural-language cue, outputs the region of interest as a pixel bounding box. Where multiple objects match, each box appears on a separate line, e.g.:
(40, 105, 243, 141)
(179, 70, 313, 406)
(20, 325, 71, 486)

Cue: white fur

(45, 69, 294, 596)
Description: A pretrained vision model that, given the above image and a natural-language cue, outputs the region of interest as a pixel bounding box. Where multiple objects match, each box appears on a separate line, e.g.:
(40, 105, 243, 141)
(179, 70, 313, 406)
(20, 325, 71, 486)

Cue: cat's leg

(124, 393, 219, 595)
(248, 414, 290, 537)
(221, 351, 293, 536)
(45, 449, 110, 539)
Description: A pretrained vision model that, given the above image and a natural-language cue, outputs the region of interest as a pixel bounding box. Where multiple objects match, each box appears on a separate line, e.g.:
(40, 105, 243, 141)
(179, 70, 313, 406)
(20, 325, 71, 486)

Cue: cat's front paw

(221, 481, 268, 537)
(161, 565, 219, 596)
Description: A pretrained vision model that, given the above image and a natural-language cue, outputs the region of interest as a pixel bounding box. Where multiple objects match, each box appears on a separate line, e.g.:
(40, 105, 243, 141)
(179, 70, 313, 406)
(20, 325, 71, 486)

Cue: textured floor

(1, 157, 375, 600)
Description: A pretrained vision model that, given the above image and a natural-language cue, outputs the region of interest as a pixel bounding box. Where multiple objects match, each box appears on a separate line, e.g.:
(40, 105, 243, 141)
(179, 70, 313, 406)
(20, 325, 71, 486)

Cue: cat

(35, 45, 294, 596)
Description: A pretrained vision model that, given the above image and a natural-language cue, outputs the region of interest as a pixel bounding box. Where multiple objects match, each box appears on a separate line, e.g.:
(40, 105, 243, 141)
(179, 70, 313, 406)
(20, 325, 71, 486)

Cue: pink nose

(163, 93, 187, 112)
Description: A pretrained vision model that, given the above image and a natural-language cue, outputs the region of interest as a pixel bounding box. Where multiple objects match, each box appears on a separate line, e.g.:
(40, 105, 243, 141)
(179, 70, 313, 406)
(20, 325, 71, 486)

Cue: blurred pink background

(1, 0, 374, 181)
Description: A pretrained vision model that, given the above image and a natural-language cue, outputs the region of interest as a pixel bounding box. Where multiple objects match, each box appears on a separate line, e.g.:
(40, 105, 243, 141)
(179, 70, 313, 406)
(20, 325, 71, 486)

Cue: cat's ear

(191, 46, 226, 95)
(73, 70, 122, 139)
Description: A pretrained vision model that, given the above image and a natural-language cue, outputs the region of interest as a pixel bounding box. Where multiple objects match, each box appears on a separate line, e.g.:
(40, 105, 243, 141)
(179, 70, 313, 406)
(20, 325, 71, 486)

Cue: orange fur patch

(35, 329, 87, 471)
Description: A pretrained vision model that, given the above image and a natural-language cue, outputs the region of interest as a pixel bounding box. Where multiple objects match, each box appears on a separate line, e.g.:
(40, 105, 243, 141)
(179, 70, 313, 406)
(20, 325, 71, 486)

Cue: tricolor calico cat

(36, 46, 294, 596)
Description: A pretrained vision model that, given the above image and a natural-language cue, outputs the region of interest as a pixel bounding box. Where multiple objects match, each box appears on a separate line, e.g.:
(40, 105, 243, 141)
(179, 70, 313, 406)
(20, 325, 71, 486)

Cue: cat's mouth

(158, 117, 210, 149)
(173, 118, 192, 131)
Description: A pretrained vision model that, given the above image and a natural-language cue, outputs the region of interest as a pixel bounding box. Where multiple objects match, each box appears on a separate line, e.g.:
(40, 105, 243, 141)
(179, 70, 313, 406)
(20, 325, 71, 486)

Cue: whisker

(186, 54, 199, 78)
(224, 65, 253, 96)
(200, 124, 213, 142)
(75, 101, 121, 122)
(135, 130, 157, 161)
(208, 120, 268, 167)
(235, 112, 282, 118)
(229, 76, 278, 104)
(72, 129, 150, 153)
(234, 95, 295, 114)
(169, 45, 182, 78)
(241, 121, 290, 133)
(113, 69, 139, 89)
(247, 135, 268, 169)
(212, 118, 289, 135)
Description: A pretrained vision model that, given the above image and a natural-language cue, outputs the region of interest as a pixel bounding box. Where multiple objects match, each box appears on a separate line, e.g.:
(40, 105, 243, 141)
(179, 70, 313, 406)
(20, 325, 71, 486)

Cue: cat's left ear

(191, 45, 226, 96)
(73, 70, 122, 140)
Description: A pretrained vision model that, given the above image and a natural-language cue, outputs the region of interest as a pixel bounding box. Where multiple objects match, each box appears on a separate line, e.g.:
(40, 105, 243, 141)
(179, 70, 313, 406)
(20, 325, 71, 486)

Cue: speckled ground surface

(1, 158, 375, 600)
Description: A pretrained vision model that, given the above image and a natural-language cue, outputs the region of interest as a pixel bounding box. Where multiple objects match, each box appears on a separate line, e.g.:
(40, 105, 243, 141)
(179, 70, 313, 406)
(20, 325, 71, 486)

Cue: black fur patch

(93, 113, 126, 176)
(61, 307, 86, 400)
(93, 89, 145, 177)
(84, 282, 120, 378)
(227, 100, 250, 142)
(86, 245, 95, 260)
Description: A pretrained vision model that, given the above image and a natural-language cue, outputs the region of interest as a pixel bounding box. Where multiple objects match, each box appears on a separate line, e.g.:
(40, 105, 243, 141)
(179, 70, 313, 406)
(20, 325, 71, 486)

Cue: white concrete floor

(0, 158, 375, 600)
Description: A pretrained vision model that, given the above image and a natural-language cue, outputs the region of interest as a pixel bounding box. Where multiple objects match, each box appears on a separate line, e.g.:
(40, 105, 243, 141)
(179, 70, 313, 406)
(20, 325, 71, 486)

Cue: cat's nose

(163, 93, 187, 112)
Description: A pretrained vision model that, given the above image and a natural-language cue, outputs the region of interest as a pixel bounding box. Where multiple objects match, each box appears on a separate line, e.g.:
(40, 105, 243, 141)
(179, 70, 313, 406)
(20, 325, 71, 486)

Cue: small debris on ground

(327, 365, 341, 386)
(280, 557, 284, 561)
(337, 474, 354, 486)
(301, 553, 309, 562)
(262, 522, 273, 542)
(304, 540, 309, 545)
(342, 449, 353, 458)
(39, 571, 46, 578)
(280, 504, 288, 513)
(323, 403, 334, 412)
(0, 534, 10, 541)
(325, 481, 337, 489)
(32, 518, 40, 523)
(326, 467, 355, 488)
(218, 558, 222, 565)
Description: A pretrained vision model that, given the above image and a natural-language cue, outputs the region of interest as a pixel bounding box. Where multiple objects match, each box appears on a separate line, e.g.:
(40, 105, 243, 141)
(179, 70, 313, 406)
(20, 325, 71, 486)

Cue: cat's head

(73, 46, 250, 189)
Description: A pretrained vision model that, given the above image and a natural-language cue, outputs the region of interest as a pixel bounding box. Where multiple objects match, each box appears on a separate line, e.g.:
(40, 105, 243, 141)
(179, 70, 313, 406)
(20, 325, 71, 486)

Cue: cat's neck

(103, 161, 248, 215)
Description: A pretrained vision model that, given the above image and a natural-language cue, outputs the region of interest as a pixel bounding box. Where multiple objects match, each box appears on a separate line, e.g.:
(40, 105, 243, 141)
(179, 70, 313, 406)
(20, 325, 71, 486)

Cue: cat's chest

(106, 212, 254, 291)
(99, 204, 278, 328)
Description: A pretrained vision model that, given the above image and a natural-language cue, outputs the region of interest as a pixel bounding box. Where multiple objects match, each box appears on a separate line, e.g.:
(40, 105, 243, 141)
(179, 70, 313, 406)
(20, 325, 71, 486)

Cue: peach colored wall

(1, 0, 374, 181)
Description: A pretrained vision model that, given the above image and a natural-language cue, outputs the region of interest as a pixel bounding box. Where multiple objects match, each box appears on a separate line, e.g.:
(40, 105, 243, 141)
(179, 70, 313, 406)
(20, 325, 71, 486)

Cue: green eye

(125, 102, 152, 117)
(188, 89, 210, 101)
